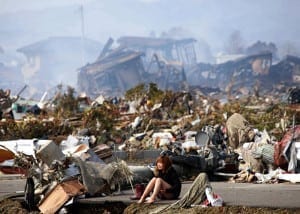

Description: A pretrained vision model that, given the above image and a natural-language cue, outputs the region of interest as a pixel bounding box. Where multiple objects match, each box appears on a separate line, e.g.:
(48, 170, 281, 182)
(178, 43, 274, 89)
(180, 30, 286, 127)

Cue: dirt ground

(124, 203, 300, 214)
(1, 198, 300, 214)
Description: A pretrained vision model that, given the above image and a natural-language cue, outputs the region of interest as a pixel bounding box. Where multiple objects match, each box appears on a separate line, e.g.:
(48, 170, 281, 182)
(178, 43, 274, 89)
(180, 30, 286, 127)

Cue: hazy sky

(1, 0, 93, 14)
(1, 0, 299, 96)
(1, 0, 300, 55)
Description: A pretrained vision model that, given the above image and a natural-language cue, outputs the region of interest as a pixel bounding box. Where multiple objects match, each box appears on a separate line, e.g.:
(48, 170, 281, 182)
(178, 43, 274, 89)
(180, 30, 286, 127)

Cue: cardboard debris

(38, 179, 86, 214)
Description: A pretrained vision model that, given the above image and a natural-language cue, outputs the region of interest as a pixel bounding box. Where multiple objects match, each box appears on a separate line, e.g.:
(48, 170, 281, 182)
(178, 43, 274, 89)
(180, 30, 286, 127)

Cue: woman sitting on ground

(138, 154, 181, 204)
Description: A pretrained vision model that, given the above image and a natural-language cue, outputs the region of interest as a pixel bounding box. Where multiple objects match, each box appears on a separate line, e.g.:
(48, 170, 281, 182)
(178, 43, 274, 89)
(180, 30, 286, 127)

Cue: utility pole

(80, 4, 85, 65)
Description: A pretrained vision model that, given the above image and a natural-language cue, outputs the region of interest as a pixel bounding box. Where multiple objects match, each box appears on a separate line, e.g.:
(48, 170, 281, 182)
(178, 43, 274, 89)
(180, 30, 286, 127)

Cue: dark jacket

(156, 166, 181, 199)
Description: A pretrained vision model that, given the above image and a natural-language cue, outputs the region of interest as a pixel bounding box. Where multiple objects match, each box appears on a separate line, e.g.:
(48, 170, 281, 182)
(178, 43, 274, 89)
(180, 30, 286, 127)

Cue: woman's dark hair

(156, 154, 172, 172)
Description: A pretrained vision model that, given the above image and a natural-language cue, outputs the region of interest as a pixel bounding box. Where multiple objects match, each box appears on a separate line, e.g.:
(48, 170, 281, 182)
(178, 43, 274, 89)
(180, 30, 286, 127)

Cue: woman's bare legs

(138, 177, 157, 203)
(145, 178, 172, 204)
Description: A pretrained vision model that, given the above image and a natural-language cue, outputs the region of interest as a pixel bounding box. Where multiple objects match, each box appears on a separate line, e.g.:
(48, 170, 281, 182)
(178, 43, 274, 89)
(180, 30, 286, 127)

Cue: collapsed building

(77, 36, 197, 97)
(78, 48, 145, 98)
(270, 55, 300, 86)
(188, 52, 300, 98)
(187, 52, 273, 96)
(117, 36, 197, 66)
(78, 35, 300, 99)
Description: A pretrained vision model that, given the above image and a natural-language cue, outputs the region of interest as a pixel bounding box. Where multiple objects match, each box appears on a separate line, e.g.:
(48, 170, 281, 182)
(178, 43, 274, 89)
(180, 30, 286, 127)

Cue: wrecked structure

(78, 48, 145, 98)
(78, 35, 300, 99)
(187, 52, 273, 96)
(146, 53, 188, 92)
(77, 36, 196, 97)
(188, 53, 300, 98)
(270, 55, 300, 86)
(117, 36, 197, 66)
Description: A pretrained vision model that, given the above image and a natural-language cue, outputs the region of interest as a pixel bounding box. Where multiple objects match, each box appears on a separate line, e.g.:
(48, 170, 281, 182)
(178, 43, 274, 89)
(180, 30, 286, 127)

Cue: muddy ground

(1, 198, 300, 214)
(124, 203, 300, 214)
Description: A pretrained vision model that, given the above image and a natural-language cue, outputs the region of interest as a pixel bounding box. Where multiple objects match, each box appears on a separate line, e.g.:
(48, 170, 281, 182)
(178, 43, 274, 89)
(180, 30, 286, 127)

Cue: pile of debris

(0, 83, 299, 213)
(1, 136, 134, 213)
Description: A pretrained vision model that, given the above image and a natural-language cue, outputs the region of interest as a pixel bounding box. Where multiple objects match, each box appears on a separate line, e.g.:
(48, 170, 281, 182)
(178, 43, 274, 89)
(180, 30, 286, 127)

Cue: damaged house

(187, 52, 273, 96)
(77, 35, 300, 99)
(217, 52, 273, 95)
(78, 48, 145, 97)
(145, 53, 188, 91)
(78, 36, 197, 97)
(117, 36, 197, 66)
(188, 52, 300, 98)
(270, 55, 300, 86)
